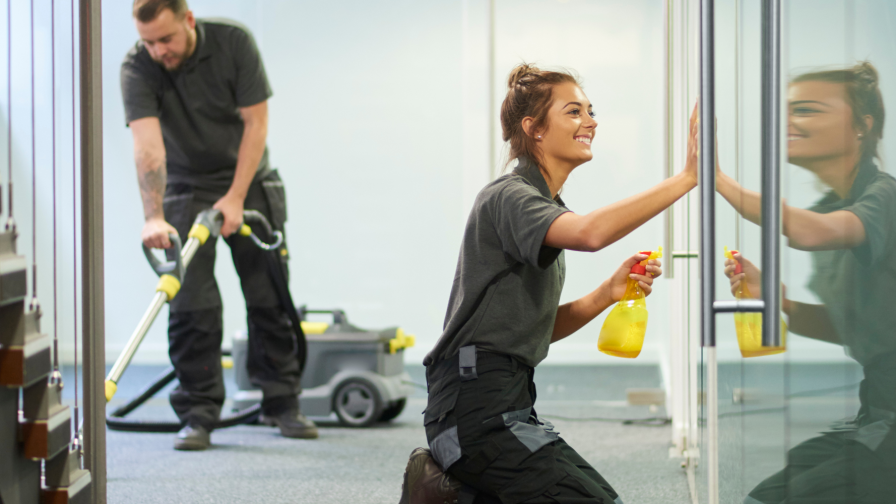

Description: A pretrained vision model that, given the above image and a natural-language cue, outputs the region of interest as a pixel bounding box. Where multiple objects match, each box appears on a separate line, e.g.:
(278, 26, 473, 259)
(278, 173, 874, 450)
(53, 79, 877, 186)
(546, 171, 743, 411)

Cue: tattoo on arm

(137, 154, 166, 220)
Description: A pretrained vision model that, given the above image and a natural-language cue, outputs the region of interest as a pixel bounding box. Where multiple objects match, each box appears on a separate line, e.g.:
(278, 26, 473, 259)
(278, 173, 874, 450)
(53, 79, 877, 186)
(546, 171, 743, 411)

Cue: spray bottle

(598, 247, 663, 358)
(724, 247, 787, 357)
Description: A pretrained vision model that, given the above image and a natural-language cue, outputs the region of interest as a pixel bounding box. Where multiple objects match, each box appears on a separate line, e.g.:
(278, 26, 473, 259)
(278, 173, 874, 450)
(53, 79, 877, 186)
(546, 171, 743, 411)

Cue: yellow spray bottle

(598, 247, 663, 358)
(724, 247, 787, 357)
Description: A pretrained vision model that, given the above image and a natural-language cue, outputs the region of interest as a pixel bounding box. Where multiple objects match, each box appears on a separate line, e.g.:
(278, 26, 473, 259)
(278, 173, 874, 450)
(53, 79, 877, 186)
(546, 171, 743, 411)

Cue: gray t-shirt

(424, 157, 570, 368)
(120, 18, 273, 191)
(808, 161, 896, 366)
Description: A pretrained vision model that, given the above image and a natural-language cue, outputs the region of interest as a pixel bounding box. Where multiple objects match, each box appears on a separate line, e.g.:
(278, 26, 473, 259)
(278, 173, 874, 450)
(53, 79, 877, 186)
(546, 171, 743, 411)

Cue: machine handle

(296, 306, 348, 325)
(142, 233, 184, 281)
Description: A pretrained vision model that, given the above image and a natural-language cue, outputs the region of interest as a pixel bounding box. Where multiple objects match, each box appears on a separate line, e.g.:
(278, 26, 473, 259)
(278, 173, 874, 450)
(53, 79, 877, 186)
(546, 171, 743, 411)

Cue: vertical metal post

(700, 0, 720, 502)
(699, 0, 715, 349)
(664, 0, 675, 279)
(79, 0, 105, 502)
(760, 0, 782, 348)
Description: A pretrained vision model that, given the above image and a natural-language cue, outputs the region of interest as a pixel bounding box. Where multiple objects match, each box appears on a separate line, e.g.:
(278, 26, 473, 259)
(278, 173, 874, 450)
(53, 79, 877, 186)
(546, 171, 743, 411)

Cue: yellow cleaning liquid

(598, 248, 662, 359)
(724, 247, 787, 358)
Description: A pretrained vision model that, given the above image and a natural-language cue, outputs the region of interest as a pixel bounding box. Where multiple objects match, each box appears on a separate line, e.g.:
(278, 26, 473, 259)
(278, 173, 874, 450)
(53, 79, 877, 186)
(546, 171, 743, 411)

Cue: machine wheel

(333, 379, 383, 427)
(378, 398, 407, 422)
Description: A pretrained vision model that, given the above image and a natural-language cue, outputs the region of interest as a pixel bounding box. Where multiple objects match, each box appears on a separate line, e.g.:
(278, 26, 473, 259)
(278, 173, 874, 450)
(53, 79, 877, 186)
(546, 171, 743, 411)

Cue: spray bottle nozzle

(631, 247, 663, 275)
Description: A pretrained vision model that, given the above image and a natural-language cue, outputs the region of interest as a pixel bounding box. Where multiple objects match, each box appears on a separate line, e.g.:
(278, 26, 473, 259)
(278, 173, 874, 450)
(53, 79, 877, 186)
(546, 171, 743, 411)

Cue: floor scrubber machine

(104, 209, 415, 432)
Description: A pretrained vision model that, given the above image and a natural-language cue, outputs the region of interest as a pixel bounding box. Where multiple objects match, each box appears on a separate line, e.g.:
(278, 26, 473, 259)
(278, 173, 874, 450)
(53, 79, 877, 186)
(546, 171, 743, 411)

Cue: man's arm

(131, 117, 177, 249)
(213, 100, 268, 237)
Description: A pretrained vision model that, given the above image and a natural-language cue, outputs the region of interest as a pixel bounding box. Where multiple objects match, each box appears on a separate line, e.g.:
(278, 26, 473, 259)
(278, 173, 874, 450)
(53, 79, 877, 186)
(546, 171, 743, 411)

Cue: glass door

(687, 0, 896, 502)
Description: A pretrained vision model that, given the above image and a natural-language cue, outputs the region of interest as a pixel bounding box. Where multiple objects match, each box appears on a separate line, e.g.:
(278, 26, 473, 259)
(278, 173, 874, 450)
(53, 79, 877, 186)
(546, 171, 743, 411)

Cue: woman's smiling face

(537, 82, 598, 167)
(787, 80, 866, 165)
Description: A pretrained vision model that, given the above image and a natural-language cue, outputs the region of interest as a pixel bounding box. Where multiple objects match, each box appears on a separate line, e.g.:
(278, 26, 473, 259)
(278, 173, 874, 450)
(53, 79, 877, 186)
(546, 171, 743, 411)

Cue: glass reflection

(716, 61, 894, 503)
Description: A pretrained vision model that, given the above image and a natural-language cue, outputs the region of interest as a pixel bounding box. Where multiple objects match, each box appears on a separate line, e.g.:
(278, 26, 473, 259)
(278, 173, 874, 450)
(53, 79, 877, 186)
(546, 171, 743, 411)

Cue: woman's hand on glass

(608, 253, 662, 302)
(684, 102, 699, 183)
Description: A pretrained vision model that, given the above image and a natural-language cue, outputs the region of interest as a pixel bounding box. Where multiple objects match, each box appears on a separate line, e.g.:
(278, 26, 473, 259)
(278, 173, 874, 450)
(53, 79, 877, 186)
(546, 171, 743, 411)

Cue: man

(121, 0, 317, 450)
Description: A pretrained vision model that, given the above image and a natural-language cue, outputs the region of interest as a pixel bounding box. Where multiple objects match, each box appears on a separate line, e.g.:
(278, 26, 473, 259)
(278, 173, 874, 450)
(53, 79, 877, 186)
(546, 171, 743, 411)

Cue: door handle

(700, 0, 782, 349)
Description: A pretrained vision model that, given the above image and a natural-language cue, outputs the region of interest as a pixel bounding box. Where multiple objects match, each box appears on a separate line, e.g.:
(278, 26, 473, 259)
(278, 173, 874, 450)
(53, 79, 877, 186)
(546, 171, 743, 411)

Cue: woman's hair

(792, 61, 885, 162)
(500, 63, 581, 168)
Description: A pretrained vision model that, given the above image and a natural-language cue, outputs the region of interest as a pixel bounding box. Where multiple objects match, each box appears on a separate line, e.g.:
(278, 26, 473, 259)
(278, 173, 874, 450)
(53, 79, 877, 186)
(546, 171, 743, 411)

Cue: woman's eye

(569, 108, 580, 116)
(588, 111, 596, 118)
(792, 107, 819, 116)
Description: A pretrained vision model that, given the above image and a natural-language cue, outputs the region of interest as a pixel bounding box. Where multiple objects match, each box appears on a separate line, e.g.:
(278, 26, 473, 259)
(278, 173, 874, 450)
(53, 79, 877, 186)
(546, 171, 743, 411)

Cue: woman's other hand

(724, 251, 761, 298)
(608, 253, 662, 302)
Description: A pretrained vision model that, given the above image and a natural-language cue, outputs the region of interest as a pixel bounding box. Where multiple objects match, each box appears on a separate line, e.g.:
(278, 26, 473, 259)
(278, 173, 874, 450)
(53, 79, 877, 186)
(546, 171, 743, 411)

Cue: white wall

(101, 0, 466, 365)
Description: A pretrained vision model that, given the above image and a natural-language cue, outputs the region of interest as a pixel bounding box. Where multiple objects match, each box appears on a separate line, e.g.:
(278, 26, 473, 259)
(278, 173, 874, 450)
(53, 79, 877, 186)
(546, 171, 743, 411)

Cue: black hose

(106, 350, 264, 432)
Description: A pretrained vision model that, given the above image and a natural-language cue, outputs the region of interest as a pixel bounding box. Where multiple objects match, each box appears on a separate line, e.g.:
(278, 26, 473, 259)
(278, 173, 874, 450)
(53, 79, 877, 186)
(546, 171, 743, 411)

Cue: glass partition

(695, 0, 896, 502)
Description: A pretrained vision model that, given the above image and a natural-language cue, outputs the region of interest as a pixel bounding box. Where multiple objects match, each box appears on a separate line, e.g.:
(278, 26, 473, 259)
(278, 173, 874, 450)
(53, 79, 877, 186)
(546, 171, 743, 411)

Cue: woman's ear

(862, 115, 874, 137)
(521, 117, 538, 139)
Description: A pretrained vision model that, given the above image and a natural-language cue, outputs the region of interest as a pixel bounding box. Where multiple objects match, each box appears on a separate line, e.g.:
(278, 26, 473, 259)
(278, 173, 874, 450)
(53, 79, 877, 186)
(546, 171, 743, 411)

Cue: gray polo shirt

(121, 18, 272, 191)
(808, 161, 896, 366)
(424, 157, 570, 368)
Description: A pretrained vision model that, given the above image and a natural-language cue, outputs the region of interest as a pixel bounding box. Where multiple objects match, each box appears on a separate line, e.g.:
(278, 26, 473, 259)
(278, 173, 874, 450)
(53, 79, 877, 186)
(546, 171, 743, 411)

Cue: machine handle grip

(296, 306, 348, 325)
(142, 233, 185, 280)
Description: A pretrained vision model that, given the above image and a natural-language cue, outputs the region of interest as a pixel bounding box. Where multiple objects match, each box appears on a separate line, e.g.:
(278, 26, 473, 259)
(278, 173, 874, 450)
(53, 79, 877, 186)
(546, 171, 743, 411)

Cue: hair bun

(507, 63, 540, 90)
(856, 61, 879, 87)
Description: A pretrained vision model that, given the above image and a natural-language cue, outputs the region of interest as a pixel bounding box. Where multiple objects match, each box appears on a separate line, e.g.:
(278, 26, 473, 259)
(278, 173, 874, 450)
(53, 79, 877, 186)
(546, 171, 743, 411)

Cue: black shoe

(174, 424, 210, 451)
(398, 447, 461, 504)
(263, 410, 319, 439)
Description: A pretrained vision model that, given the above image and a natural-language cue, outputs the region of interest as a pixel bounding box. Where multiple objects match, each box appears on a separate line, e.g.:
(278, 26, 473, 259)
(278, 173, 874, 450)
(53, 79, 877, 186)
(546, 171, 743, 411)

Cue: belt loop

(510, 357, 518, 373)
(459, 345, 478, 382)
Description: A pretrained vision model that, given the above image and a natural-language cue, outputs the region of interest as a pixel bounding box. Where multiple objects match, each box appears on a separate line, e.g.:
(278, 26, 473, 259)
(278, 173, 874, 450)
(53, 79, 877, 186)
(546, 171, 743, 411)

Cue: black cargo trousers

(162, 170, 301, 431)
(745, 352, 896, 504)
(424, 346, 623, 504)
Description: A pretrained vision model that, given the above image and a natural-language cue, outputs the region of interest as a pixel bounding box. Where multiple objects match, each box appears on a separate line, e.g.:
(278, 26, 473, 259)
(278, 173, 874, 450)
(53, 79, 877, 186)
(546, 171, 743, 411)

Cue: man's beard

(154, 30, 195, 71)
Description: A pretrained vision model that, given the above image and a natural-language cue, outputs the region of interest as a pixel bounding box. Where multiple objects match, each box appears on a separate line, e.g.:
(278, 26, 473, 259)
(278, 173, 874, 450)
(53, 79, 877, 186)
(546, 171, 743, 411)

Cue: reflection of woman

(398, 64, 697, 504)
(718, 62, 894, 503)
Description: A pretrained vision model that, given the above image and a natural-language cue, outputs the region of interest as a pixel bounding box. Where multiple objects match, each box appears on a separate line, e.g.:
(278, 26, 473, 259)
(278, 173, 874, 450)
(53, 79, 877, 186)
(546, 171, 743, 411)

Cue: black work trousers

(745, 353, 896, 504)
(163, 170, 301, 431)
(424, 348, 622, 504)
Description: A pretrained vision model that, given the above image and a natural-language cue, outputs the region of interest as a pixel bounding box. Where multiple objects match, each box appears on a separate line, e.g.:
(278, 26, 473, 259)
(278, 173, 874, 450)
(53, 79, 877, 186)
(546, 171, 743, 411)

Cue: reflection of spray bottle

(724, 247, 787, 358)
(598, 248, 663, 359)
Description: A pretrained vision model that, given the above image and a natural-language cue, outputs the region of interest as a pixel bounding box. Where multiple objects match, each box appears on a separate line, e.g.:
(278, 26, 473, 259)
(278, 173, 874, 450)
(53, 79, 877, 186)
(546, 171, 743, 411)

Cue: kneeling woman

(400, 64, 698, 504)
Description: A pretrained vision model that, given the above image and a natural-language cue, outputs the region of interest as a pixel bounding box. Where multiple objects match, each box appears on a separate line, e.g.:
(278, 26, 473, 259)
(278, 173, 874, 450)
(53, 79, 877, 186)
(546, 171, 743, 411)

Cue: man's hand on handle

(142, 218, 178, 249)
(213, 192, 245, 238)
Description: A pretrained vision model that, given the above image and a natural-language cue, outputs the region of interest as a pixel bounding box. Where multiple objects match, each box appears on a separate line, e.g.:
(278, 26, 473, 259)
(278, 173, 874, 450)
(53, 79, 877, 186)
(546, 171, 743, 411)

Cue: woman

(718, 62, 894, 503)
(399, 64, 698, 504)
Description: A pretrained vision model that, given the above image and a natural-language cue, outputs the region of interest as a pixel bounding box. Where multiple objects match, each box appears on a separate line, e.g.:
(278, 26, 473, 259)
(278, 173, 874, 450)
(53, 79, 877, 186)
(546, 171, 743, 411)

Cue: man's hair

(132, 0, 188, 23)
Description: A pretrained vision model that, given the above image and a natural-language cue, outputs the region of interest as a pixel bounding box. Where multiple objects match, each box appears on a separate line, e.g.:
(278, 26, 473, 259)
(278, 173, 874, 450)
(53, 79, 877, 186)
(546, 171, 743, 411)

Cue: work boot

(263, 410, 319, 439)
(174, 423, 210, 451)
(398, 447, 461, 504)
